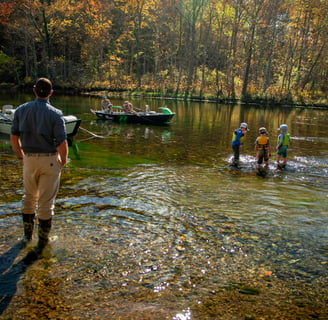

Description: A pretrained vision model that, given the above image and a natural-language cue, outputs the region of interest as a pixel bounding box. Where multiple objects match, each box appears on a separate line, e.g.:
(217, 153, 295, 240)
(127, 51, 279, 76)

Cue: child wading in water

(276, 124, 291, 166)
(255, 127, 271, 168)
(231, 122, 249, 166)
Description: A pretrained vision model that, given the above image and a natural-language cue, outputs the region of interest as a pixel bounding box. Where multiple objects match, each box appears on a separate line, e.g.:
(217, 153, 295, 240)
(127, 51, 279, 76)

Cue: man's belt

(24, 152, 57, 157)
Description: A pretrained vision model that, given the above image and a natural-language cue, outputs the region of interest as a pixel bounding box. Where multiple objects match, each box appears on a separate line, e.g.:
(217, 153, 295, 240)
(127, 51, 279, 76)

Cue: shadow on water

(0, 242, 29, 315)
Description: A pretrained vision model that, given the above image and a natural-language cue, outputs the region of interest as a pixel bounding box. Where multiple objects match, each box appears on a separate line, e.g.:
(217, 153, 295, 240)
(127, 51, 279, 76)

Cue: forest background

(0, 0, 327, 106)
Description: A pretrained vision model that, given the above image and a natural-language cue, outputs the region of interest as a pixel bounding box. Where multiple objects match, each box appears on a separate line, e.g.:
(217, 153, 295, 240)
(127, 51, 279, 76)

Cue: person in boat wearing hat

(231, 122, 249, 165)
(101, 95, 112, 113)
(276, 124, 291, 165)
(122, 101, 137, 114)
(254, 127, 271, 168)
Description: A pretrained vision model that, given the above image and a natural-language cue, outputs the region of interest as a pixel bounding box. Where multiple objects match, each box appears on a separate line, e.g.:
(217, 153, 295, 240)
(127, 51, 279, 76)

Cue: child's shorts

(257, 150, 269, 164)
(277, 146, 288, 158)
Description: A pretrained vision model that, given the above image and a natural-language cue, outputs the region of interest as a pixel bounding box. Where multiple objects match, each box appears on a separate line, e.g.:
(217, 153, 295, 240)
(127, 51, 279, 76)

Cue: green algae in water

(68, 142, 160, 169)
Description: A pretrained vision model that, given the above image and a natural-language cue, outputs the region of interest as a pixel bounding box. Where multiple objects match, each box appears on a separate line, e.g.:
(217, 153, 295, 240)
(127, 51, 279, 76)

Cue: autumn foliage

(0, 0, 327, 104)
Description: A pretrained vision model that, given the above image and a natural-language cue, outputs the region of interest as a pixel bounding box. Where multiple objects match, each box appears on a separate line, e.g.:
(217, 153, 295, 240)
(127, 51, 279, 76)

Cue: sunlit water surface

(0, 92, 327, 319)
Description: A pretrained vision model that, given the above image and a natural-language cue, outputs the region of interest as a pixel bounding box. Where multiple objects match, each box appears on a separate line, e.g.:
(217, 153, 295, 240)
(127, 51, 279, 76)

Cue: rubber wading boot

(36, 218, 52, 254)
(22, 218, 52, 264)
(22, 213, 35, 243)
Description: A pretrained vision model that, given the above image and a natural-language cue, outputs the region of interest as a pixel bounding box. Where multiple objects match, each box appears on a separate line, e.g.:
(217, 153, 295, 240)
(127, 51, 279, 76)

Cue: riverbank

(81, 89, 328, 110)
(2, 82, 328, 110)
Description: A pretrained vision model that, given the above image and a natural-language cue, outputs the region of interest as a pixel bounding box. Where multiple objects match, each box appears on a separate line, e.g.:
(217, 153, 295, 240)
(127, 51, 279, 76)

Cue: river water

(0, 92, 327, 319)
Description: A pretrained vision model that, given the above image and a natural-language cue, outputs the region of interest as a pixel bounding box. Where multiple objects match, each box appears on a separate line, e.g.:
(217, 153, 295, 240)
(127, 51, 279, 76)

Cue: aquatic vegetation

(68, 142, 160, 169)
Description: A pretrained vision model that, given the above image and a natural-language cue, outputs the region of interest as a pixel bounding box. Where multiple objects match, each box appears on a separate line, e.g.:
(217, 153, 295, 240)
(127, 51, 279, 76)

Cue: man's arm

(10, 134, 24, 162)
(57, 139, 68, 167)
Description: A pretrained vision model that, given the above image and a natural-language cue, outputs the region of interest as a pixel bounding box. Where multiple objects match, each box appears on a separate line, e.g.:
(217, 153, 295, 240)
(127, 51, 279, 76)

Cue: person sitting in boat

(101, 96, 112, 113)
(122, 101, 137, 114)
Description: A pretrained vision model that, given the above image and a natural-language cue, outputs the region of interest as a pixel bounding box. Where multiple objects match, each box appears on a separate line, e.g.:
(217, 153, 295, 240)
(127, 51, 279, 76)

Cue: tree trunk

(241, 22, 255, 99)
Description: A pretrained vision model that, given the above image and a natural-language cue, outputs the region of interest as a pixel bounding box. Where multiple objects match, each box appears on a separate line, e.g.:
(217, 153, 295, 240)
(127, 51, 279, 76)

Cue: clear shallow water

(1, 161, 327, 318)
(0, 93, 328, 318)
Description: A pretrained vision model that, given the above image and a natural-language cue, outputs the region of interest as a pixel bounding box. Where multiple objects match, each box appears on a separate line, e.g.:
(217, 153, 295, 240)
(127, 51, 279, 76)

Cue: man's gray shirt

(11, 98, 67, 153)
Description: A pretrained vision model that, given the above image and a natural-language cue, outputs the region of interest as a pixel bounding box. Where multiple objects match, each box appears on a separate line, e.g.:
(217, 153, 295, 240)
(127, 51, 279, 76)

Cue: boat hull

(0, 117, 81, 138)
(93, 111, 175, 125)
(0, 119, 12, 135)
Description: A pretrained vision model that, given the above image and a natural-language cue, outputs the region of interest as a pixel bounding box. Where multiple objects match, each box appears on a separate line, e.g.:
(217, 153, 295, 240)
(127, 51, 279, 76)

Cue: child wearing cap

(276, 124, 291, 165)
(255, 127, 271, 168)
(231, 122, 249, 165)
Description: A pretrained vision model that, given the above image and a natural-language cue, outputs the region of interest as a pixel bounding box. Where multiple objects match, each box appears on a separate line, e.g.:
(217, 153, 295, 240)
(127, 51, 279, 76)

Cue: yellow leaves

(85, 20, 112, 41)
(215, 0, 235, 20)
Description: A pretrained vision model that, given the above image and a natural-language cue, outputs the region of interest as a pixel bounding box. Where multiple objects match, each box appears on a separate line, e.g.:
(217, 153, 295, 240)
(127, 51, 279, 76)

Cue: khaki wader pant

(22, 153, 62, 220)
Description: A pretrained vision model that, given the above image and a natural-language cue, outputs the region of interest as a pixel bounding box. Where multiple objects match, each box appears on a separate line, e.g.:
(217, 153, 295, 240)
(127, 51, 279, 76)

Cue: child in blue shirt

(231, 122, 249, 165)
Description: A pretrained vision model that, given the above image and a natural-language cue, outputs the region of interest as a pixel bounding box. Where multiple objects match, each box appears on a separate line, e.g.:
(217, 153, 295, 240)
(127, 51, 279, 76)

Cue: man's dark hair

(34, 78, 52, 98)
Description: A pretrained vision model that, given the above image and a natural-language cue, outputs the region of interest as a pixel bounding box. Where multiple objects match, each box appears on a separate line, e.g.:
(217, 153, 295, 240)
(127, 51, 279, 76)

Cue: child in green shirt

(276, 124, 291, 165)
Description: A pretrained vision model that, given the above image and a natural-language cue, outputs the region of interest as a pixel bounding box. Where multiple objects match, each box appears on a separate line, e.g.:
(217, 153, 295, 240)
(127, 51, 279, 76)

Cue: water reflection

(173, 307, 191, 320)
(0, 92, 328, 318)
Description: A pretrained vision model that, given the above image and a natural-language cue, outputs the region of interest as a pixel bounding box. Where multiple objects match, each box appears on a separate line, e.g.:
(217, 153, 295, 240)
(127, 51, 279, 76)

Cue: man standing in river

(10, 78, 68, 258)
